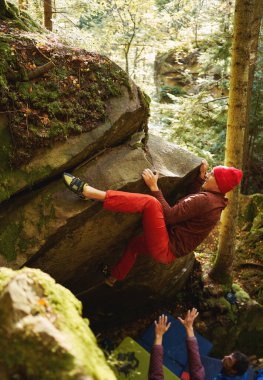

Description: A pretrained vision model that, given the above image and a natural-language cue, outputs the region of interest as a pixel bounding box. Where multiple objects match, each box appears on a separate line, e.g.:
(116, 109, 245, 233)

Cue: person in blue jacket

(149, 309, 250, 380)
(214, 351, 250, 380)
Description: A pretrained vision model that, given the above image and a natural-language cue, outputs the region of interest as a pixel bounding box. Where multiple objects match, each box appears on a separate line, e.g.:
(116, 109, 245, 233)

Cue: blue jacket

(214, 371, 249, 380)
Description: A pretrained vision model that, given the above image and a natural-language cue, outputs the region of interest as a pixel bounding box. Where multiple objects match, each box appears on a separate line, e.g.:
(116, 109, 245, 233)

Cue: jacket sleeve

(151, 191, 210, 225)
(186, 337, 205, 380)
(148, 345, 164, 380)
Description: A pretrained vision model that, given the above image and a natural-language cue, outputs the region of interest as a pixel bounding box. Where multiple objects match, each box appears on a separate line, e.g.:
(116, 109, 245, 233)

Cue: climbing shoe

(63, 173, 86, 199)
(105, 276, 117, 287)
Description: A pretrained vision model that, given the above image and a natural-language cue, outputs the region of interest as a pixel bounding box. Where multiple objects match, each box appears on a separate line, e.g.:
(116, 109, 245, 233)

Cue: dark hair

(232, 351, 249, 376)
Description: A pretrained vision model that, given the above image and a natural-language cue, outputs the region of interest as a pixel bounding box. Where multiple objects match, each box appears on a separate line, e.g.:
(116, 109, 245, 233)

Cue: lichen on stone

(0, 267, 116, 380)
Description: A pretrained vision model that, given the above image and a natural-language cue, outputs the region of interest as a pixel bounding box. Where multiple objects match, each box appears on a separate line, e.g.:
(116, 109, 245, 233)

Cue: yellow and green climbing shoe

(63, 173, 86, 199)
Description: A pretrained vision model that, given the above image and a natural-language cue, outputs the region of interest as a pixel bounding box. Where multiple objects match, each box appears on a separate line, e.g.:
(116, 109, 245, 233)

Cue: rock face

(0, 267, 116, 380)
(204, 297, 263, 357)
(154, 45, 229, 102)
(236, 301, 263, 355)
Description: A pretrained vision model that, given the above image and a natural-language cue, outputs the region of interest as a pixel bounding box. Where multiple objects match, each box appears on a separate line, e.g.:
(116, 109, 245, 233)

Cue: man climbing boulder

(63, 160, 242, 286)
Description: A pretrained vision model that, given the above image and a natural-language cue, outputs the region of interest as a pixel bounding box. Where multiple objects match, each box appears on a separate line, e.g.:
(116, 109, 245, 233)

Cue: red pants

(103, 190, 176, 280)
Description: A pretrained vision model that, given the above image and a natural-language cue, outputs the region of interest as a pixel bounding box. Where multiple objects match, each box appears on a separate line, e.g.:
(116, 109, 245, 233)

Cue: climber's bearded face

(202, 170, 220, 192)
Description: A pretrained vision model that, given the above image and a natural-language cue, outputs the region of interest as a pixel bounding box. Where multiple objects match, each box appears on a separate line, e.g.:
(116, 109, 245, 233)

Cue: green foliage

(70, 0, 159, 76)
(17, 82, 60, 105)
(48, 121, 82, 138)
(155, 0, 172, 10)
(154, 90, 228, 166)
(79, 11, 105, 29)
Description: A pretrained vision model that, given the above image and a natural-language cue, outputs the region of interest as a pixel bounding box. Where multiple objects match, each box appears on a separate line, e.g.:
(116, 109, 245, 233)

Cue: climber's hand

(200, 159, 209, 180)
(142, 169, 159, 192)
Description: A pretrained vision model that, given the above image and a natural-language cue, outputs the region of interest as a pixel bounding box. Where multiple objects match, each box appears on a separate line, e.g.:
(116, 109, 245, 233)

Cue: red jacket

(151, 181, 227, 257)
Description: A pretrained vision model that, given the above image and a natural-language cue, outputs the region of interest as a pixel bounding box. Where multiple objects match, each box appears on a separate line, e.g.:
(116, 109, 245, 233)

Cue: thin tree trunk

(210, 0, 256, 284)
(18, 0, 24, 11)
(124, 47, 129, 76)
(242, 0, 263, 191)
(44, 0, 53, 31)
(194, 22, 199, 48)
(224, 0, 232, 32)
(132, 46, 144, 81)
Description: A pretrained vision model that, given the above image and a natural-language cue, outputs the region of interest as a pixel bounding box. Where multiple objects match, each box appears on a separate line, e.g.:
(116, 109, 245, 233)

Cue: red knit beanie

(213, 166, 243, 194)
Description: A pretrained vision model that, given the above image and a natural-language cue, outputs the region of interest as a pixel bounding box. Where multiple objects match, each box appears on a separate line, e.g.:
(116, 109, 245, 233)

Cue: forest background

(11, 0, 263, 196)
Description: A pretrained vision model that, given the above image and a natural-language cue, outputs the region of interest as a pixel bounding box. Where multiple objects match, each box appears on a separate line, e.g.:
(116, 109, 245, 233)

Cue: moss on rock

(0, 216, 24, 262)
(0, 267, 116, 380)
(0, 267, 15, 292)
(0, 23, 132, 169)
(0, 8, 149, 204)
(232, 283, 250, 303)
(206, 296, 232, 313)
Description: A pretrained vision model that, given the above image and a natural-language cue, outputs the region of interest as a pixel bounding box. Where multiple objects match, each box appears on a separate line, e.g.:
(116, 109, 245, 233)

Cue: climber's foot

(63, 173, 87, 199)
(105, 276, 117, 287)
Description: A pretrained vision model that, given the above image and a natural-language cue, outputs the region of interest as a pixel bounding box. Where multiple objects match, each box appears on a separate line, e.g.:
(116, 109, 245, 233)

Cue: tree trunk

(0, 0, 8, 14)
(44, 0, 53, 31)
(242, 0, 263, 192)
(210, 0, 256, 283)
(0, 0, 15, 18)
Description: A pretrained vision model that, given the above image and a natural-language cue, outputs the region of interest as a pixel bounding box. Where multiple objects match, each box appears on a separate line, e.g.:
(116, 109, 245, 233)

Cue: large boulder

(0, 131, 201, 331)
(0, 18, 149, 203)
(236, 300, 263, 355)
(0, 267, 116, 380)
(203, 295, 263, 357)
(0, 134, 201, 303)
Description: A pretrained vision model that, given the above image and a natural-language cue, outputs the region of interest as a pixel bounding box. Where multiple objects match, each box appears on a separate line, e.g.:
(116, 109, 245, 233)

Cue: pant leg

(104, 190, 176, 280)
(103, 190, 156, 214)
(111, 235, 147, 280)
